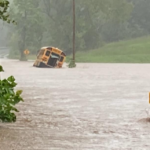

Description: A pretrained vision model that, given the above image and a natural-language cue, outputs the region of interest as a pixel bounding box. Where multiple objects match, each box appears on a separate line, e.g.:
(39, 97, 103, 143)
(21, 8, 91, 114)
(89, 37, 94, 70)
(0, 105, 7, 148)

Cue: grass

(74, 36, 150, 63)
(27, 55, 36, 60)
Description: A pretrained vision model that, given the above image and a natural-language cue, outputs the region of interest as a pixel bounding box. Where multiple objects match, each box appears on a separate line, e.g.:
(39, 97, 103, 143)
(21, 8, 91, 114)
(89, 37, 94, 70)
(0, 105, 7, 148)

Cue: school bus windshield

(51, 52, 60, 59)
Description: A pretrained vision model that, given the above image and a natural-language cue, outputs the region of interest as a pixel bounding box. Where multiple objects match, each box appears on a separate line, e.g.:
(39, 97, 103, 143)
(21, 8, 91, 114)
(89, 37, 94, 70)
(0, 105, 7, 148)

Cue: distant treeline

(7, 0, 150, 57)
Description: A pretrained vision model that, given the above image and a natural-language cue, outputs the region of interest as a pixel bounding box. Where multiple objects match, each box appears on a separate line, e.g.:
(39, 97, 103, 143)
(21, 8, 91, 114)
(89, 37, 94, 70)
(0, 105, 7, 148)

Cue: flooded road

(1, 59, 150, 150)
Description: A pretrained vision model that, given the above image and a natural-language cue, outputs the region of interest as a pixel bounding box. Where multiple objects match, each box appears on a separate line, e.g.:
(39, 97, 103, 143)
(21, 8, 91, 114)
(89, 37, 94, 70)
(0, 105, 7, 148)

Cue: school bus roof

(41, 46, 61, 51)
(41, 46, 66, 56)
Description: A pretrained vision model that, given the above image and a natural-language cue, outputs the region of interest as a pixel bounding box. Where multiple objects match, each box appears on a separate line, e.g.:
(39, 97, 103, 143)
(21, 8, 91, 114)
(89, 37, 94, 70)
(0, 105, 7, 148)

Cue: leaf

(0, 65, 4, 72)
(7, 76, 15, 82)
(16, 90, 23, 95)
(11, 107, 19, 112)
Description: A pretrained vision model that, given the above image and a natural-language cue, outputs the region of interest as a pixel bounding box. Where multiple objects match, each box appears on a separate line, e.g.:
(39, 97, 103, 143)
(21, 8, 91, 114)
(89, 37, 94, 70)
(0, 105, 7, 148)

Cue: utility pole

(72, 0, 75, 62)
(68, 0, 76, 68)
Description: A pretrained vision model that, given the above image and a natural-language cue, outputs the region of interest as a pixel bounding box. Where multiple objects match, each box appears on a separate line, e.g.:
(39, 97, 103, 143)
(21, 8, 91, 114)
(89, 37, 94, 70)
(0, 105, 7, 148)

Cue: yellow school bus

(33, 46, 66, 68)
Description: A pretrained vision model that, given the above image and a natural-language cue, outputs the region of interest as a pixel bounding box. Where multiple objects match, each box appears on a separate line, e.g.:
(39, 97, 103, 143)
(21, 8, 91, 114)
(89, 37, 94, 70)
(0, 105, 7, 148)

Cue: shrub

(68, 59, 76, 68)
(0, 65, 23, 122)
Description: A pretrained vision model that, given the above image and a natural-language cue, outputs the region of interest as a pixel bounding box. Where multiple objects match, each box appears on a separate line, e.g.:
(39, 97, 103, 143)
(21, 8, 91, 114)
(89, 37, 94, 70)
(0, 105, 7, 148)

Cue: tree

(41, 0, 132, 53)
(8, 0, 133, 56)
(9, 0, 45, 60)
(41, 0, 73, 54)
(0, 0, 10, 22)
(129, 0, 150, 36)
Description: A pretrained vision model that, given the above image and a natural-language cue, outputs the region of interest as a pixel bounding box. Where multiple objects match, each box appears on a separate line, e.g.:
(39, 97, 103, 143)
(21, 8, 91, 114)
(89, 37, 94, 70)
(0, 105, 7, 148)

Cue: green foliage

(0, 65, 4, 72)
(0, 0, 15, 23)
(68, 59, 76, 68)
(0, 0, 10, 22)
(0, 65, 23, 122)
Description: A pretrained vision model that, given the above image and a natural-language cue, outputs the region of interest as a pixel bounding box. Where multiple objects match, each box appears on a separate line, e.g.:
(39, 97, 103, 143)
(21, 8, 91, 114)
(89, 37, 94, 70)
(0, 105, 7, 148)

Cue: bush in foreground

(0, 65, 23, 122)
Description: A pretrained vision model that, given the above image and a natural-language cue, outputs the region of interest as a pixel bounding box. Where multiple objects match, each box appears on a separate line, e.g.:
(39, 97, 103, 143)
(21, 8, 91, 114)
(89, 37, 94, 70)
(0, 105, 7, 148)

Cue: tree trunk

(19, 11, 27, 61)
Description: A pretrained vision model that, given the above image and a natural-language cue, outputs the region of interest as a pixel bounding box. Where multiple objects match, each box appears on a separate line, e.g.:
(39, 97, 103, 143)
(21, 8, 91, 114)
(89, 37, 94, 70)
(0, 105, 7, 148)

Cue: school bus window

(38, 50, 44, 58)
(45, 50, 50, 56)
(60, 57, 64, 62)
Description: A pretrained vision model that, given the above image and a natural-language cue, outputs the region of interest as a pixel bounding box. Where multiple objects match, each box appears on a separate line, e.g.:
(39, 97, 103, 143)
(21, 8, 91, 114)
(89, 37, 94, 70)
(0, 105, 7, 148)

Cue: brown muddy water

(1, 59, 150, 150)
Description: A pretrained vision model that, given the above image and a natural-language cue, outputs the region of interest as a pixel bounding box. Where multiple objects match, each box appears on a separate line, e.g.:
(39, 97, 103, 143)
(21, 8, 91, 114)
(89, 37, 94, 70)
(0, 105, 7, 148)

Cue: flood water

(1, 59, 150, 150)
